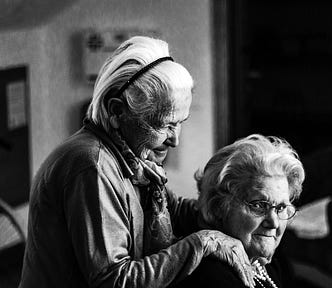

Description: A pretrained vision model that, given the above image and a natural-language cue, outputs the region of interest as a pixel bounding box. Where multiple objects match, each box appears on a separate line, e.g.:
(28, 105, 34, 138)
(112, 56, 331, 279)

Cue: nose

(263, 208, 280, 229)
(165, 126, 181, 147)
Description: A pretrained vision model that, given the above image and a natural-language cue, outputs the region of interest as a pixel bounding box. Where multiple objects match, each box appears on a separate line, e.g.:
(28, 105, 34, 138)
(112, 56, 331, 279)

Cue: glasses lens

(278, 205, 296, 220)
(246, 201, 268, 216)
(246, 200, 297, 220)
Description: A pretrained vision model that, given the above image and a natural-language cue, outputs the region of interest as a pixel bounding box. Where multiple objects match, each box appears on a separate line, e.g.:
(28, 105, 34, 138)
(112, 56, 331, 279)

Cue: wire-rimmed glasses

(239, 199, 298, 220)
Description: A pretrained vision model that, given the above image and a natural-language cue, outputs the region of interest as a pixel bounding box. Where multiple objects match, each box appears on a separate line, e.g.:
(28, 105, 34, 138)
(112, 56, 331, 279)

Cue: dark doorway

(229, 0, 332, 158)
(225, 2, 332, 287)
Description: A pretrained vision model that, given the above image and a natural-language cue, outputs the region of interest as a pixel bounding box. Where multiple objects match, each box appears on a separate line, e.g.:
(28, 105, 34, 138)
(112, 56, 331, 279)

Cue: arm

(166, 189, 255, 288)
(166, 188, 200, 237)
(64, 166, 204, 288)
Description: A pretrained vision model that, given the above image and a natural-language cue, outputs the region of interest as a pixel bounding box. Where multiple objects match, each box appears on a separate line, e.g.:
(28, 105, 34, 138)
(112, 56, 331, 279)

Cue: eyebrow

(169, 114, 190, 125)
(183, 114, 190, 122)
(250, 199, 291, 205)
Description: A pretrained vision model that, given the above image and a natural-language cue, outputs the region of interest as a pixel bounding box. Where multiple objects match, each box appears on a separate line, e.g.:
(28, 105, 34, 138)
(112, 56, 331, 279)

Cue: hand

(196, 230, 255, 288)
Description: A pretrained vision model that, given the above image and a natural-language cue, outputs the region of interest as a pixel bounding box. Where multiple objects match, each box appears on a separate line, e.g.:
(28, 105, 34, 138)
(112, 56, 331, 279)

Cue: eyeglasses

(239, 199, 298, 220)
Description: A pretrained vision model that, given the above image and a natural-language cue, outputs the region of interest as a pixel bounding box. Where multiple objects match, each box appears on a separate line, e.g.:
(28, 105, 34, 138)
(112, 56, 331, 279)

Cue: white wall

(0, 0, 215, 202)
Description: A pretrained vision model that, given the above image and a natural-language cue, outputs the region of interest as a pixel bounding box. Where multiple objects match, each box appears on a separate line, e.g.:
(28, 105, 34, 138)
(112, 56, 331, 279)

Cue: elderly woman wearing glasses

(176, 134, 305, 288)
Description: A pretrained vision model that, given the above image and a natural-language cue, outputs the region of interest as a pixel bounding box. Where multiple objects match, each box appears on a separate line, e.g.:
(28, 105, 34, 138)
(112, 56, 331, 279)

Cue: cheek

(121, 121, 151, 153)
(237, 217, 260, 241)
(227, 210, 259, 242)
(134, 129, 167, 153)
(278, 221, 287, 238)
(146, 130, 167, 148)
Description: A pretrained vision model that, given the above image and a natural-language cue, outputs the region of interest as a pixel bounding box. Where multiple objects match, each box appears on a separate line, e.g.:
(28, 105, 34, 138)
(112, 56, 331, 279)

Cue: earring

(110, 116, 119, 129)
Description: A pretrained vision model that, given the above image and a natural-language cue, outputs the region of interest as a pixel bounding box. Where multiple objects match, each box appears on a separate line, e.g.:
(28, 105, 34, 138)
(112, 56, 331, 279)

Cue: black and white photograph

(0, 1, 331, 287)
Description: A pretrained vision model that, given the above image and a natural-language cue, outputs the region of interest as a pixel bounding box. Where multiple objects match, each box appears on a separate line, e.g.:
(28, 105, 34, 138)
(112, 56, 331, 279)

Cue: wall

(0, 28, 46, 234)
(0, 0, 215, 206)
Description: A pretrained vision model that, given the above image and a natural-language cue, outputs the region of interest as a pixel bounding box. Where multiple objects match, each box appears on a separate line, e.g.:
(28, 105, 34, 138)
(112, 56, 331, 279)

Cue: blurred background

(0, 0, 331, 287)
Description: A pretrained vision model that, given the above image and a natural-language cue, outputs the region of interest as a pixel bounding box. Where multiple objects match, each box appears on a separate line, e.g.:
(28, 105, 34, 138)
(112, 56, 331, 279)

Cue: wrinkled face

(224, 176, 290, 264)
(120, 90, 192, 164)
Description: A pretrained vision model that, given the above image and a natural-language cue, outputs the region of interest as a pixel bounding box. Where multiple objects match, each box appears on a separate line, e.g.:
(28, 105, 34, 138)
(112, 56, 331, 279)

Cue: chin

(148, 155, 166, 165)
(248, 246, 275, 264)
(147, 152, 167, 164)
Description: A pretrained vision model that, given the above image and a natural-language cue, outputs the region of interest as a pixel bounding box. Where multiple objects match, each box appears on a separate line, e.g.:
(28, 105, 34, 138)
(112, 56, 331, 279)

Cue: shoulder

(266, 258, 284, 288)
(35, 128, 123, 187)
(175, 257, 245, 288)
(165, 187, 197, 207)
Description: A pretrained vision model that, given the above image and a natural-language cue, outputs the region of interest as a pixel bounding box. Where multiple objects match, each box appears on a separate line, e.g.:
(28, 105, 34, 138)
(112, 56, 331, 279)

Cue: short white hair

(196, 134, 305, 228)
(86, 36, 194, 132)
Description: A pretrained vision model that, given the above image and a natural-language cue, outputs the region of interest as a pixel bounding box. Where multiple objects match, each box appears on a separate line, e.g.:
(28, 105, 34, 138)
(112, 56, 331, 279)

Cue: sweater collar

(83, 119, 134, 179)
(83, 118, 167, 187)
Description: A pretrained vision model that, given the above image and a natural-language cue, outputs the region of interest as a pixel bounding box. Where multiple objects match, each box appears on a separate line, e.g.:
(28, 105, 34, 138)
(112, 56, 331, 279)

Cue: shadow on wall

(0, 0, 78, 31)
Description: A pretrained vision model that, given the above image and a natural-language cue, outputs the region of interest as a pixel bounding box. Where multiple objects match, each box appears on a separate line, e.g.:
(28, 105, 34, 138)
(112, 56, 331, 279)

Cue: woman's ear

(107, 98, 126, 129)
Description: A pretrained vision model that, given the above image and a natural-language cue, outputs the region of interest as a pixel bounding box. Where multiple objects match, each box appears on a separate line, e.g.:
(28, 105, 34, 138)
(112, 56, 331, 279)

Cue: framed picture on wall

(0, 65, 30, 206)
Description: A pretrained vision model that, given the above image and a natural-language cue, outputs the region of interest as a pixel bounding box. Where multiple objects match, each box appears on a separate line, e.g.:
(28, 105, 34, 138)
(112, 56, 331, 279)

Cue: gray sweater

(19, 125, 204, 288)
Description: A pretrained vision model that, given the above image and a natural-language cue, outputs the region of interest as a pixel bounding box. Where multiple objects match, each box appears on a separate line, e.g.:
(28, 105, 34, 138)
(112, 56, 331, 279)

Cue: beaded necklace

(252, 260, 279, 288)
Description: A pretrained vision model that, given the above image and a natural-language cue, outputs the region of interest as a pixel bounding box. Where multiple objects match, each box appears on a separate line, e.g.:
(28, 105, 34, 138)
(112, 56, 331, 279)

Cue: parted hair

(196, 134, 305, 228)
(86, 36, 194, 132)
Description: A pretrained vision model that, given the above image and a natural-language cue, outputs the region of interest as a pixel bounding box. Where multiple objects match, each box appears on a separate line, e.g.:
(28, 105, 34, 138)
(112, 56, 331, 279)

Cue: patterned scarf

(85, 120, 176, 255)
(110, 128, 177, 255)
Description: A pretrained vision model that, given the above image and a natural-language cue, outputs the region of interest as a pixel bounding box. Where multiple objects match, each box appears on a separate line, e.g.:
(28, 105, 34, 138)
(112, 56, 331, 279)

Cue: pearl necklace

(252, 260, 279, 288)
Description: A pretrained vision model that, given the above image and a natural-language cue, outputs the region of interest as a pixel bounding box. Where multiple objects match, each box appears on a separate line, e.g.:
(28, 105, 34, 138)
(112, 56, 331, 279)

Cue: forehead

(248, 176, 290, 203)
(164, 89, 192, 122)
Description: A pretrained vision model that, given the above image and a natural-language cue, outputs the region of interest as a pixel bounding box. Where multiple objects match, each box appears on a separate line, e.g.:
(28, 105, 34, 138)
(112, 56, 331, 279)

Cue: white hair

(86, 36, 194, 132)
(196, 134, 305, 227)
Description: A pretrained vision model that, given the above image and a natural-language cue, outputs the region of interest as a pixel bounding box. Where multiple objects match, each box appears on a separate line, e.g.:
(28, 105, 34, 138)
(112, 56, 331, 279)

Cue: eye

(164, 123, 180, 132)
(249, 201, 268, 212)
(251, 201, 264, 208)
(276, 204, 287, 213)
(251, 202, 262, 208)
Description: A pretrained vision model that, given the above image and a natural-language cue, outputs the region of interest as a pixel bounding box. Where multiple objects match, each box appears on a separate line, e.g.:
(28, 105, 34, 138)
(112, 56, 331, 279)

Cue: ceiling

(0, 0, 77, 30)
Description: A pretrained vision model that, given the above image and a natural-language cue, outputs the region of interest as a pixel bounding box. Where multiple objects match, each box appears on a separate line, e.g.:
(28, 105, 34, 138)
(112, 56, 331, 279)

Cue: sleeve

(166, 188, 200, 237)
(63, 166, 205, 288)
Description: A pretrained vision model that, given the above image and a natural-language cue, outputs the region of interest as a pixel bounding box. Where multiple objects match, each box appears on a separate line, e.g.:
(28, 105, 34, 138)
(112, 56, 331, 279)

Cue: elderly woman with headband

(176, 134, 305, 288)
(19, 36, 255, 288)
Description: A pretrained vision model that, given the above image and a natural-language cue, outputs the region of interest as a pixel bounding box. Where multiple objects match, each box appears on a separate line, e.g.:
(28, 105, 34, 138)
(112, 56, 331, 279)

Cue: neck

(252, 260, 279, 288)
(251, 256, 270, 266)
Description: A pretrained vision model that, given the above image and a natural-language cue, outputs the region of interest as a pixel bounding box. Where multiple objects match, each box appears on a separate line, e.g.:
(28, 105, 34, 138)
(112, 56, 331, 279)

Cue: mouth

(153, 149, 168, 157)
(254, 234, 276, 240)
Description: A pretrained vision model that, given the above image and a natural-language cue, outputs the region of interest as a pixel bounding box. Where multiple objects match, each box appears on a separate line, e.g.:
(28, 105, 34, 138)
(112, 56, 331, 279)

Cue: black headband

(104, 56, 174, 107)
